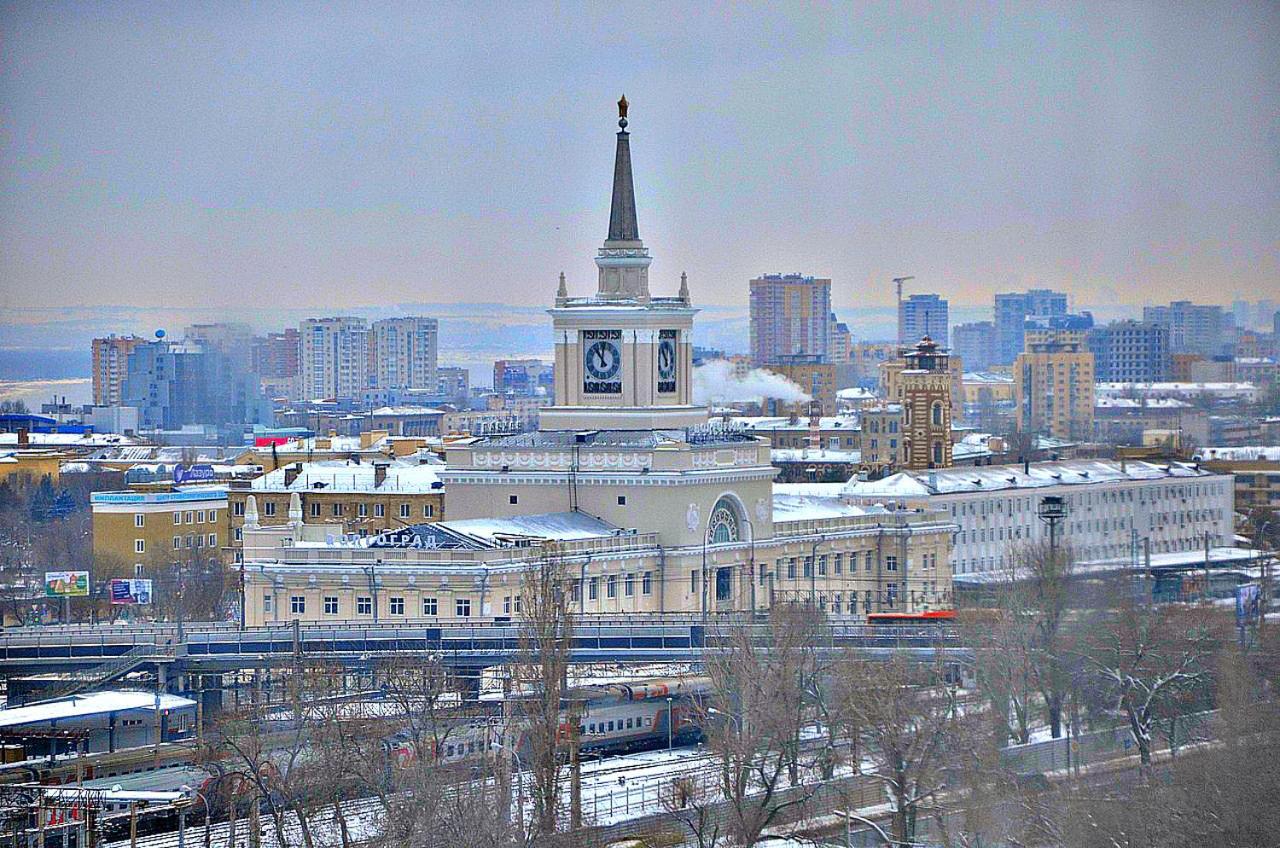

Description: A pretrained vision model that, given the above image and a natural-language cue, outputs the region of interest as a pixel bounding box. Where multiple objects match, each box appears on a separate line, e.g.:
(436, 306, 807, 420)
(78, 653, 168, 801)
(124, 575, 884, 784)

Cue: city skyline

(2, 3, 1278, 311)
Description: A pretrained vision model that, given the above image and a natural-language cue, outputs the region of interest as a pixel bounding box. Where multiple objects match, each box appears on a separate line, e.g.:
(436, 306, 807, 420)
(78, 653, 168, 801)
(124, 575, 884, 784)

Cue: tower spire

(606, 95, 639, 243)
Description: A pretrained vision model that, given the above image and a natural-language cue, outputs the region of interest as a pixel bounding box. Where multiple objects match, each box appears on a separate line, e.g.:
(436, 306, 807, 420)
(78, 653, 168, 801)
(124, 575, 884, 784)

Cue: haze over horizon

(2, 2, 1278, 312)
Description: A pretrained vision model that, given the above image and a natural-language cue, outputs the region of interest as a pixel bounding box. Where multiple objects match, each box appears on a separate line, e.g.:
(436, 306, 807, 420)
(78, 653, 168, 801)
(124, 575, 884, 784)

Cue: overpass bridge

(0, 618, 965, 681)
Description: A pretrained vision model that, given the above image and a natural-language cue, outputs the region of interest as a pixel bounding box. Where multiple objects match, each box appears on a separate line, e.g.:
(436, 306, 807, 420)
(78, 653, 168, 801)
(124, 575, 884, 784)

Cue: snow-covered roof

(842, 459, 1212, 499)
(836, 387, 878, 400)
(962, 372, 1014, 384)
(370, 406, 448, 416)
(773, 483, 848, 498)
(251, 460, 442, 493)
(770, 448, 862, 463)
(0, 691, 195, 728)
(1195, 446, 1280, 463)
(772, 493, 877, 522)
(1095, 381, 1258, 397)
(1095, 396, 1192, 410)
(736, 415, 860, 431)
(0, 432, 136, 448)
(443, 511, 620, 543)
(266, 435, 389, 453)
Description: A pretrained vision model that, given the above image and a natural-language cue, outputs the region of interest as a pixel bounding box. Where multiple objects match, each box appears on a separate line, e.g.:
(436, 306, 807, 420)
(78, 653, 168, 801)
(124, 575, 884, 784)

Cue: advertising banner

(44, 571, 90, 597)
(109, 578, 153, 605)
(1236, 582, 1261, 624)
(173, 464, 216, 484)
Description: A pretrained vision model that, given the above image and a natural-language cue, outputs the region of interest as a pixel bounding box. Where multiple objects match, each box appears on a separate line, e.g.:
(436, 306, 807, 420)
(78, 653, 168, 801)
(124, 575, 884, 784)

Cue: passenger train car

(387, 676, 710, 768)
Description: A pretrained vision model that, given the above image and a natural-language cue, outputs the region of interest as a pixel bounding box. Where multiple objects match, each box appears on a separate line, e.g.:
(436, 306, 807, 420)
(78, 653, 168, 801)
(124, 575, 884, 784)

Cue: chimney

(284, 463, 302, 488)
(374, 462, 389, 488)
(16, 428, 28, 447)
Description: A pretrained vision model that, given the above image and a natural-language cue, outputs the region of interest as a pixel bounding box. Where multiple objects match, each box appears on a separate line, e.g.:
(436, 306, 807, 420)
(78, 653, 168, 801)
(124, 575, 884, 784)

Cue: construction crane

(893, 276, 915, 344)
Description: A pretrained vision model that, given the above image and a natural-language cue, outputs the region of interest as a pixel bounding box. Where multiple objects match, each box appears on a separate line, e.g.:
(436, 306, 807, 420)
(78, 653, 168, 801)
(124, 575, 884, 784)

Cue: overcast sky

(2, 1, 1277, 312)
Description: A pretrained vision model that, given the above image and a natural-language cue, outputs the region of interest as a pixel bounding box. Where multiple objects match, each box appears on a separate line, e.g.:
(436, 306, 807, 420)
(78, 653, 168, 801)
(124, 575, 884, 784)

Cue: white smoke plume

(692, 359, 812, 405)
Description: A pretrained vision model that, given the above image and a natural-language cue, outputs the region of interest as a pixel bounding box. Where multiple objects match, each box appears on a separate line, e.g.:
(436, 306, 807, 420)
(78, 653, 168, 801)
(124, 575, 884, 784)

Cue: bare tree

(961, 598, 1036, 746)
(1013, 540, 1077, 739)
(511, 545, 574, 837)
(675, 605, 828, 848)
(833, 650, 964, 846)
(1082, 600, 1223, 774)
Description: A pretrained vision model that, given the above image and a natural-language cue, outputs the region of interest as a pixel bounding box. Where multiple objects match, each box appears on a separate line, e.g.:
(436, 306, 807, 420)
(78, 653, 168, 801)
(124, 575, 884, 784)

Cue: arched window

(932, 402, 944, 426)
(707, 497, 740, 544)
(932, 441, 943, 466)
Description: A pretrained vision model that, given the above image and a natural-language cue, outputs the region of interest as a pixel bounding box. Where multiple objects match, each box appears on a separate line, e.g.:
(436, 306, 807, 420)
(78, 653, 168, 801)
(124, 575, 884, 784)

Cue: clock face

(658, 339, 676, 379)
(582, 330, 623, 394)
(585, 340, 621, 379)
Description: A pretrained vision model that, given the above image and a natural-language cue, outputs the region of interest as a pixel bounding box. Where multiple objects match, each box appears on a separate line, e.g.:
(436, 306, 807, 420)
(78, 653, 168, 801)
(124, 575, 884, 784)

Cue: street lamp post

(1037, 495, 1068, 556)
(666, 696, 674, 751)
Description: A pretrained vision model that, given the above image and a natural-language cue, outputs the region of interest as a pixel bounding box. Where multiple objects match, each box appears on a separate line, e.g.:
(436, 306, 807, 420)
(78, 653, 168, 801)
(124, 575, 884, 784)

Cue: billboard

(109, 578, 153, 605)
(1236, 582, 1261, 625)
(44, 571, 90, 597)
(173, 464, 216, 484)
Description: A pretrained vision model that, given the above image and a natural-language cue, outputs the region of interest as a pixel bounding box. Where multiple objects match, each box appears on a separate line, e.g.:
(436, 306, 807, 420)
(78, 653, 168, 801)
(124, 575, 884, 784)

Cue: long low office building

(839, 459, 1233, 577)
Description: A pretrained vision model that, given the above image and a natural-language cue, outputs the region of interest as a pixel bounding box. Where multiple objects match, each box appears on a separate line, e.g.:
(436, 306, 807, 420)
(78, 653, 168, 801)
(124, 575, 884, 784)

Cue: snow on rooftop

(736, 415, 860, 431)
(843, 459, 1211, 499)
(443, 511, 620, 543)
(962, 372, 1014, 384)
(0, 432, 136, 447)
(0, 691, 195, 728)
(370, 406, 448, 416)
(772, 493, 874, 522)
(770, 447, 862, 463)
(1095, 396, 1193, 409)
(1196, 446, 1280, 462)
(251, 459, 442, 493)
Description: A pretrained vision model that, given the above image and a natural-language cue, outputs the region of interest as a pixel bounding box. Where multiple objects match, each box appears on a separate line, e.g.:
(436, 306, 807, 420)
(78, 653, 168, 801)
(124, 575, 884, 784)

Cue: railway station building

(238, 102, 957, 625)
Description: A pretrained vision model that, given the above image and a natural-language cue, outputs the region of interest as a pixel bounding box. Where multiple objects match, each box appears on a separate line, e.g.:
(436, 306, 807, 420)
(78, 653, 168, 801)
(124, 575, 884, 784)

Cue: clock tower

(540, 98, 705, 432)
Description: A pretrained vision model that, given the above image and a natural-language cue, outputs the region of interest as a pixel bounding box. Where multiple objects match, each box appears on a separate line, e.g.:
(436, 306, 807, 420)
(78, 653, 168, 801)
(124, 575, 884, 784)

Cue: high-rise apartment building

(1087, 320, 1170, 383)
(1142, 301, 1230, 358)
(1014, 328, 1095, 441)
(898, 294, 949, 347)
(951, 321, 996, 371)
(994, 289, 1068, 365)
(299, 317, 369, 401)
(91, 335, 147, 406)
(251, 329, 301, 380)
(372, 317, 438, 392)
(828, 315, 852, 363)
(749, 273, 831, 366)
(122, 340, 272, 438)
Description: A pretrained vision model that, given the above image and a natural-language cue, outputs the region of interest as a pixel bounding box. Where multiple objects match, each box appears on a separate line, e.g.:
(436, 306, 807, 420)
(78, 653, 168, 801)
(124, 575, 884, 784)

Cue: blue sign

(173, 464, 216, 484)
(1236, 583, 1261, 625)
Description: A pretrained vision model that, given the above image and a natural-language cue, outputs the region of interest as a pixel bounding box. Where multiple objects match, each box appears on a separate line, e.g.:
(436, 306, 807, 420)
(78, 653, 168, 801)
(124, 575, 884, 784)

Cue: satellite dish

(155, 329, 166, 339)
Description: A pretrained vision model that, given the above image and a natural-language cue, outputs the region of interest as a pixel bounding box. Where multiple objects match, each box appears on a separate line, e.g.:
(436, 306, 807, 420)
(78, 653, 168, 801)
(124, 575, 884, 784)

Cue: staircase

(42, 642, 173, 700)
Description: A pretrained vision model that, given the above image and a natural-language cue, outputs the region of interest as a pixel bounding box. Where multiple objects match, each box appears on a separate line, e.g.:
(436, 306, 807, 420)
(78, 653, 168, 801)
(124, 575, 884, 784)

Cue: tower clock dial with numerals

(582, 329, 622, 394)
